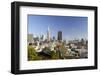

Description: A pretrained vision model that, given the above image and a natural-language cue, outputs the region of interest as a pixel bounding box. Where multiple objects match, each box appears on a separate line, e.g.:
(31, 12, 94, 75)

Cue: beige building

(28, 34, 34, 44)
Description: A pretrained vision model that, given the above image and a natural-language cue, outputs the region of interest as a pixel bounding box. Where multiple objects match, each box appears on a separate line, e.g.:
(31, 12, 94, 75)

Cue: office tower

(53, 36, 55, 41)
(47, 26, 50, 41)
(58, 31, 62, 41)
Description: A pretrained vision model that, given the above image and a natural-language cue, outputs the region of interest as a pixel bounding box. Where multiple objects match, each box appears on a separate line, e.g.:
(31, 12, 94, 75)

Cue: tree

(51, 51, 59, 59)
(28, 46, 40, 60)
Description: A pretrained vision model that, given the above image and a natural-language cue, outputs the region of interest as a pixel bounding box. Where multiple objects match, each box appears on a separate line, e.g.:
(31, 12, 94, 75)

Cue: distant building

(70, 43, 77, 48)
(47, 26, 50, 41)
(43, 35, 46, 41)
(52, 36, 56, 41)
(28, 34, 34, 45)
(58, 31, 62, 41)
(34, 37, 39, 42)
(69, 39, 79, 44)
(40, 35, 44, 41)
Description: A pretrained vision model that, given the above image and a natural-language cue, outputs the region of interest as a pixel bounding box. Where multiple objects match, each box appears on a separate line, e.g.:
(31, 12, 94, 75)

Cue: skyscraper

(58, 31, 62, 41)
(47, 26, 50, 41)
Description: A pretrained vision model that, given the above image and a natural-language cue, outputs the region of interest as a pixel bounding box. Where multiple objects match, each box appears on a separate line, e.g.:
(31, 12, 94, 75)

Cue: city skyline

(28, 15, 88, 40)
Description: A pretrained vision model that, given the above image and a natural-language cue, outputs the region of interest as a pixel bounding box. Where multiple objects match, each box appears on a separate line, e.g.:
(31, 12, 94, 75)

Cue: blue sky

(28, 15, 88, 40)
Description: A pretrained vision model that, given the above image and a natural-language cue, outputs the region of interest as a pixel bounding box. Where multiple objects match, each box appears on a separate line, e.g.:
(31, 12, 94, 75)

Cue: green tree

(28, 46, 40, 60)
(51, 51, 59, 59)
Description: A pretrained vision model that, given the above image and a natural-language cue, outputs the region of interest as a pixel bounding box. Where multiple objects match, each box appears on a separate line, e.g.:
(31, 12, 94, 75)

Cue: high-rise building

(43, 35, 46, 41)
(47, 26, 50, 41)
(53, 36, 55, 41)
(40, 35, 46, 41)
(58, 31, 62, 41)
(40, 35, 43, 41)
